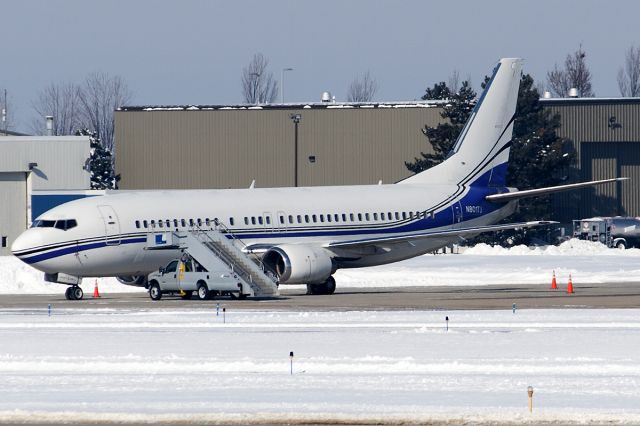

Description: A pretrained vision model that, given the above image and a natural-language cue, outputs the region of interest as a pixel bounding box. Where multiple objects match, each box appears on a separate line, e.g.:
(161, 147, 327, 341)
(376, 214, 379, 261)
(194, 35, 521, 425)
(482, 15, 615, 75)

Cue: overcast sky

(2, 0, 639, 132)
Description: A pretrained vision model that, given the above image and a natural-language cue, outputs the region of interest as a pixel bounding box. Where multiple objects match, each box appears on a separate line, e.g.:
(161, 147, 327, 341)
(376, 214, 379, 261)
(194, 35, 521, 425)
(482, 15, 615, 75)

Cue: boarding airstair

(146, 223, 279, 298)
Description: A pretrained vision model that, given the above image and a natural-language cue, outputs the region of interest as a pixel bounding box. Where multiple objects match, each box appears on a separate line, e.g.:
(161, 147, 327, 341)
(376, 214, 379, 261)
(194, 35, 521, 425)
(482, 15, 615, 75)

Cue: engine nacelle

(116, 275, 148, 287)
(262, 245, 334, 284)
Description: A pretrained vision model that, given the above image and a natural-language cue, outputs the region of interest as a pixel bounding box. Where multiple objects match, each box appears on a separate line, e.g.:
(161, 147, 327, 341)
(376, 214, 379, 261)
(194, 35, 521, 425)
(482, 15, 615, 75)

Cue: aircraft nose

(11, 230, 43, 258)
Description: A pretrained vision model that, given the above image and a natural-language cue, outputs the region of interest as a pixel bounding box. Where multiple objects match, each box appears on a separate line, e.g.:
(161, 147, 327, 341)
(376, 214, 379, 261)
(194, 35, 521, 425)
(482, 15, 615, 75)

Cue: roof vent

(321, 91, 332, 102)
(568, 88, 579, 98)
(543, 91, 552, 99)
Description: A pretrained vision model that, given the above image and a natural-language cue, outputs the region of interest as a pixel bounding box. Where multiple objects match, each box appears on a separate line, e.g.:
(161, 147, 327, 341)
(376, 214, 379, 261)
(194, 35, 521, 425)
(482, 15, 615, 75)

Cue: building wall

(115, 105, 442, 189)
(0, 172, 26, 256)
(0, 136, 91, 190)
(542, 99, 640, 220)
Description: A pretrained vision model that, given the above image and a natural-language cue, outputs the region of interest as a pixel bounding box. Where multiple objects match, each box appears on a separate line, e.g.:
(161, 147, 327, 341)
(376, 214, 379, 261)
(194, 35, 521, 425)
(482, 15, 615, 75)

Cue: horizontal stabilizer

(485, 178, 629, 202)
(329, 221, 557, 250)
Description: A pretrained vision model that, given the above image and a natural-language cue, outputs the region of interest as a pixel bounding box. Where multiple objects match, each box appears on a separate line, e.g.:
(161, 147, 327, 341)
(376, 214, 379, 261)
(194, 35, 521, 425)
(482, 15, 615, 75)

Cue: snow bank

(462, 238, 640, 256)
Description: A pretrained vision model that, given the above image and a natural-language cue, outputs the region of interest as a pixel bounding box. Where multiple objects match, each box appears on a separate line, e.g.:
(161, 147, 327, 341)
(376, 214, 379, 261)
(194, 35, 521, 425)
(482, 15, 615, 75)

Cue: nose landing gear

(64, 285, 84, 300)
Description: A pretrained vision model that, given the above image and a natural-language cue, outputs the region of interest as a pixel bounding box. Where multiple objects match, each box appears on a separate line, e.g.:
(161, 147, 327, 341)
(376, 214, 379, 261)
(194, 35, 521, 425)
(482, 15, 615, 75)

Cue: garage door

(581, 142, 640, 217)
(0, 172, 27, 256)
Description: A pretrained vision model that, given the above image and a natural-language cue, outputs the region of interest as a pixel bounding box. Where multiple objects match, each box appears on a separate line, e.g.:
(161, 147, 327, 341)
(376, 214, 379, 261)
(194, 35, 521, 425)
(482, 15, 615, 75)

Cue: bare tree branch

(30, 82, 82, 136)
(241, 53, 278, 104)
(547, 45, 594, 97)
(346, 71, 378, 102)
(1, 89, 16, 133)
(617, 45, 640, 97)
(77, 72, 133, 153)
(447, 70, 461, 94)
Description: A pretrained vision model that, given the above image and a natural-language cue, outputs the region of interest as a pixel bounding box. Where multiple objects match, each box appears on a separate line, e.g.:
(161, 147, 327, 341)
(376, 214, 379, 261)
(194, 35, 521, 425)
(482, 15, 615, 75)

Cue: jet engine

(262, 244, 334, 284)
(116, 275, 148, 287)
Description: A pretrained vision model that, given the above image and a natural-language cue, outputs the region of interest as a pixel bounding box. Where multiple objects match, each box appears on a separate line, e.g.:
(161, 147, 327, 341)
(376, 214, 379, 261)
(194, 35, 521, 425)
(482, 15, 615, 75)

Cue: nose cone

(11, 229, 43, 260)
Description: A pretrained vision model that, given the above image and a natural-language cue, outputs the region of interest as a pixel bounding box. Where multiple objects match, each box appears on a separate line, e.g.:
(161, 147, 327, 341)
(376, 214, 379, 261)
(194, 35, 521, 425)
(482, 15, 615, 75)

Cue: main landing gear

(306, 276, 336, 295)
(64, 285, 84, 300)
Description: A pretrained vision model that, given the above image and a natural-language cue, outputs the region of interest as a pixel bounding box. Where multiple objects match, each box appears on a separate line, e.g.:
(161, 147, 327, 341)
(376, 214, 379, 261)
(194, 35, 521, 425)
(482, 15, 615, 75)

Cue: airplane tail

(401, 58, 523, 187)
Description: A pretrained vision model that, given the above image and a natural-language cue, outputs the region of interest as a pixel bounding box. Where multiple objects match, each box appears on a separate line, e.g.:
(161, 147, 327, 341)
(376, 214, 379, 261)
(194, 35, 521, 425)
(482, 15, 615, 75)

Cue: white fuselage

(10, 182, 514, 280)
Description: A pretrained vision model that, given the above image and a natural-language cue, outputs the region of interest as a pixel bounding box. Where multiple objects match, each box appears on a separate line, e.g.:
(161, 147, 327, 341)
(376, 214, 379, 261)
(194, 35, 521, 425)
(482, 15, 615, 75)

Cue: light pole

(290, 114, 301, 187)
(281, 68, 293, 103)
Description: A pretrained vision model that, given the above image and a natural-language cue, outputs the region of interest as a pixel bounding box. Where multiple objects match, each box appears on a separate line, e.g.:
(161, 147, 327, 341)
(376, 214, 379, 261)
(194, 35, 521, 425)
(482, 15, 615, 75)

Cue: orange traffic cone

(93, 279, 101, 298)
(566, 273, 574, 294)
(550, 270, 558, 290)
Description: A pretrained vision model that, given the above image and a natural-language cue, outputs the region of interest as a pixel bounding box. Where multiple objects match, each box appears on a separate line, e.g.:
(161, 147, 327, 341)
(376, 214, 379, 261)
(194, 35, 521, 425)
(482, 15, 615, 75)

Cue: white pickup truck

(147, 257, 248, 301)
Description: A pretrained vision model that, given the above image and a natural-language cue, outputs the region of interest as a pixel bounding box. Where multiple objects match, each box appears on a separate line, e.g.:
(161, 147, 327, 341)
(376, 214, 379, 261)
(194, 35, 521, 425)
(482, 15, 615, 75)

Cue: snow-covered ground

(3, 239, 637, 294)
(0, 308, 639, 424)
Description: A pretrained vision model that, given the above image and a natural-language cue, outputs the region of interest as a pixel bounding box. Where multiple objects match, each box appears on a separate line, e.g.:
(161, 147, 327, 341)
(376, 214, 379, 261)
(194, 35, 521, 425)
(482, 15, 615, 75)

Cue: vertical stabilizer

(402, 58, 522, 186)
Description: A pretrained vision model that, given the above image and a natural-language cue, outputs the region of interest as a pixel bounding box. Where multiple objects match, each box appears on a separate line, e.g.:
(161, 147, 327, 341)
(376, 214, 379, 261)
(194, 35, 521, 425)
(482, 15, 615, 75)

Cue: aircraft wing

(486, 177, 628, 202)
(328, 220, 557, 250)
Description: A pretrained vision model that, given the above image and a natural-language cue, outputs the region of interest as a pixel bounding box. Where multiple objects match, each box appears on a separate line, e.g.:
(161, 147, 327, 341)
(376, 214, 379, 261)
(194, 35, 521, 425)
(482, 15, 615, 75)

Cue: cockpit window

(32, 219, 77, 230)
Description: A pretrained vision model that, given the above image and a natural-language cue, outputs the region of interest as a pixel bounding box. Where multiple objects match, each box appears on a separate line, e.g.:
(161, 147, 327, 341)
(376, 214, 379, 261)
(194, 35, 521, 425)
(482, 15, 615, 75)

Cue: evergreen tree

(405, 81, 476, 173)
(77, 129, 120, 189)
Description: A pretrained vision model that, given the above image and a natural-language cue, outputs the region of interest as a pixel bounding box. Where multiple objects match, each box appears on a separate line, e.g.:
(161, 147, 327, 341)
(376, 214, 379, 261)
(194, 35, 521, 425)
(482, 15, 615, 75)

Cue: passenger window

(205, 218, 210, 226)
(229, 218, 234, 226)
(297, 215, 302, 223)
(244, 217, 249, 225)
(166, 220, 171, 227)
(143, 220, 148, 228)
(258, 217, 263, 225)
(350, 213, 354, 221)
(173, 219, 178, 228)
(342, 214, 347, 222)
(279, 215, 284, 224)
(395, 212, 400, 220)
(320, 215, 325, 223)
(180, 219, 186, 227)
(373, 213, 378, 221)
(150, 220, 156, 227)
(305, 215, 309, 223)
(251, 217, 256, 225)
(197, 218, 202, 226)
(402, 212, 407, 220)
(266, 216, 271, 225)
(189, 219, 194, 227)
(311, 214, 316, 223)
(327, 215, 332, 223)
(365, 213, 370, 221)
(358, 213, 362, 221)
(380, 213, 385, 220)
(288, 215, 294, 224)
(158, 220, 164, 228)
(335, 214, 340, 222)
(135, 220, 140, 229)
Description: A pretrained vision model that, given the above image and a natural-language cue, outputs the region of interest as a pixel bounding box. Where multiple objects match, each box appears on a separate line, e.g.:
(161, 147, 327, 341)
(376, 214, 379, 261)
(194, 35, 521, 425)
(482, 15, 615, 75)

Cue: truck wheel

(616, 241, 627, 250)
(149, 282, 162, 301)
(197, 282, 210, 300)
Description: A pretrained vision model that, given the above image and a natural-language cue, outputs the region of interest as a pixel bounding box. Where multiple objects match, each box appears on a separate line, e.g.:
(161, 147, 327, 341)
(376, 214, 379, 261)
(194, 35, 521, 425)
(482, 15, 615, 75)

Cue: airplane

(11, 58, 625, 299)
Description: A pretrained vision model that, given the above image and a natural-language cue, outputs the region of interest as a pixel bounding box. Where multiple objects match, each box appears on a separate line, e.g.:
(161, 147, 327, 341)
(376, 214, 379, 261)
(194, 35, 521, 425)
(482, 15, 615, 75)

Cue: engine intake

(262, 245, 334, 284)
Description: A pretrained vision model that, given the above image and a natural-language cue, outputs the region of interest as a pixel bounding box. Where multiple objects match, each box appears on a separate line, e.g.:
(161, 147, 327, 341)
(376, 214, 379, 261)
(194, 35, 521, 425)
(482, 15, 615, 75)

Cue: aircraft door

(452, 202, 463, 224)
(97, 205, 121, 246)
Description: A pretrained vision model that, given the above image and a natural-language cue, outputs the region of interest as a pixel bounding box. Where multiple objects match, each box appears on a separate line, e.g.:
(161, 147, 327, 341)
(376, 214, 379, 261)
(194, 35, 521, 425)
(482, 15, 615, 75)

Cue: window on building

(1, 236, 6, 248)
